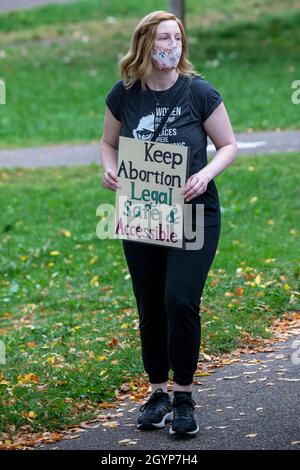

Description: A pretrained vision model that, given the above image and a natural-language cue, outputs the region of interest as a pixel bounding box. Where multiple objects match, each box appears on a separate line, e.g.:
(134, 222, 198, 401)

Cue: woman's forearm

(201, 143, 238, 182)
(100, 139, 119, 173)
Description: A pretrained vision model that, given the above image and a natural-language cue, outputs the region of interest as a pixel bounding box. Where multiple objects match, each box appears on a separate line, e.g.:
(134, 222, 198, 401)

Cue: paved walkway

(0, 130, 299, 169)
(0, 0, 76, 13)
(36, 333, 300, 451)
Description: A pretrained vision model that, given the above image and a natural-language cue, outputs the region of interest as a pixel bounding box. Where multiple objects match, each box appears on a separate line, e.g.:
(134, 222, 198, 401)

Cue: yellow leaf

(100, 369, 108, 376)
(102, 421, 119, 428)
(28, 411, 37, 419)
(121, 323, 129, 329)
(97, 355, 107, 362)
(245, 266, 253, 272)
(90, 275, 99, 286)
(254, 274, 261, 285)
(89, 256, 98, 265)
(47, 356, 56, 364)
(18, 373, 40, 384)
(0, 380, 9, 385)
(62, 229, 72, 238)
(50, 251, 60, 256)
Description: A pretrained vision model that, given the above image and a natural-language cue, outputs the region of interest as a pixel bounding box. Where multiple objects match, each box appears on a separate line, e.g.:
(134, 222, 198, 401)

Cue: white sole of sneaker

(137, 411, 174, 430)
(169, 422, 200, 437)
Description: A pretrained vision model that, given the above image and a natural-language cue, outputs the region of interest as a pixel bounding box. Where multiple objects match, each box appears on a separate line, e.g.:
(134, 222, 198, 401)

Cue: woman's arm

(183, 102, 238, 201)
(100, 106, 122, 190)
(201, 101, 238, 181)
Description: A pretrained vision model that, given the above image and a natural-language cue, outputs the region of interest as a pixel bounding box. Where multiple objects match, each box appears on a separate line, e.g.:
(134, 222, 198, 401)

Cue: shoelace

(139, 389, 169, 412)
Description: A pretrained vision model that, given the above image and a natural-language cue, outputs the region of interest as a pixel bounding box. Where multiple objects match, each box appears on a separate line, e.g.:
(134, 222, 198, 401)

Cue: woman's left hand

(182, 170, 212, 202)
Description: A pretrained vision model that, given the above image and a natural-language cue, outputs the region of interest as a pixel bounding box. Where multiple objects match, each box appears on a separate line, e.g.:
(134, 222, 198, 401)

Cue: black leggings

(121, 216, 221, 386)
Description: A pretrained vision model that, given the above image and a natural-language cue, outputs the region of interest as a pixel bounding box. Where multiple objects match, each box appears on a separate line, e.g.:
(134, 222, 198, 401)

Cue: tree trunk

(168, 0, 185, 28)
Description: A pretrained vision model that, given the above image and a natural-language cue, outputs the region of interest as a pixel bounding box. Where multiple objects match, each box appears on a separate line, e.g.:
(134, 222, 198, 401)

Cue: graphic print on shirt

(132, 106, 186, 146)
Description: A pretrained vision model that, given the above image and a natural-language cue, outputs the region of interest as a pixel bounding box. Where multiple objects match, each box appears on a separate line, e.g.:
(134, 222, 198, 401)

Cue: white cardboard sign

(114, 136, 190, 249)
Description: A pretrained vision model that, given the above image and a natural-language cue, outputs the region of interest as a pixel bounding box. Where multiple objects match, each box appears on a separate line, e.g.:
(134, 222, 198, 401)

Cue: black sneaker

(137, 388, 173, 430)
(169, 394, 199, 437)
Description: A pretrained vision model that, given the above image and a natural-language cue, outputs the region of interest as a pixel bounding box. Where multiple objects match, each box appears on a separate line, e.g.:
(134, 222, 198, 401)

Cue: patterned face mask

(151, 45, 182, 71)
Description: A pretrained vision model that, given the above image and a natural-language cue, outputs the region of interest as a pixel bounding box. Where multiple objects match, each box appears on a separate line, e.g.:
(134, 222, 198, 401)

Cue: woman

(100, 10, 237, 438)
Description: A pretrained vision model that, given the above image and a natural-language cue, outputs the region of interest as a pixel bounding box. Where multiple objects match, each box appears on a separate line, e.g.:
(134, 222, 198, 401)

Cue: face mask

(151, 45, 182, 71)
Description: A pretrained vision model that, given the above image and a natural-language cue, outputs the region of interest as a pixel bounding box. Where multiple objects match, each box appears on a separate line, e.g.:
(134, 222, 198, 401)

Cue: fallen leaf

(194, 372, 211, 377)
(62, 229, 71, 238)
(198, 388, 216, 393)
(102, 421, 119, 428)
(119, 439, 138, 446)
(278, 378, 300, 382)
(222, 375, 241, 380)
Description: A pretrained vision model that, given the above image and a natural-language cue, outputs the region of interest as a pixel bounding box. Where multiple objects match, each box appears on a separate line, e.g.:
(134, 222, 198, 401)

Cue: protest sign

(114, 136, 189, 248)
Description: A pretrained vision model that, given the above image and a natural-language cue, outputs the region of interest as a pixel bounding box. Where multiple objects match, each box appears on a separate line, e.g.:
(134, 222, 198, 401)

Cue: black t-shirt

(105, 73, 223, 227)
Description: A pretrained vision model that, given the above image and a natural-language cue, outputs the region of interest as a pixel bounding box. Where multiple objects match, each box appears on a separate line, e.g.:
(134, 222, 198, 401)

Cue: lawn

(0, 152, 299, 434)
(0, 1, 299, 148)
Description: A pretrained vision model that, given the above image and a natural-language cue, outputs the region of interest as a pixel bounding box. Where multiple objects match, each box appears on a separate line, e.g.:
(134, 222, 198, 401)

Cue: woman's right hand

(101, 168, 121, 192)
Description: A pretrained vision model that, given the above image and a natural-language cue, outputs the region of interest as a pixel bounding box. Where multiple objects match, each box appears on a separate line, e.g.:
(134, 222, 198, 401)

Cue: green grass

(0, 0, 298, 32)
(0, 1, 299, 148)
(0, 153, 299, 434)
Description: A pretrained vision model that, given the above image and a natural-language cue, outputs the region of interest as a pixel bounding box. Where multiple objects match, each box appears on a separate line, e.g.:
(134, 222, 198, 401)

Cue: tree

(168, 0, 185, 27)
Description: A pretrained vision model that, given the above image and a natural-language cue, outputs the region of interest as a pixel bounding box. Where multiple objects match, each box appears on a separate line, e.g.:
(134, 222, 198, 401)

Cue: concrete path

(0, 0, 76, 13)
(36, 334, 300, 451)
(0, 130, 299, 169)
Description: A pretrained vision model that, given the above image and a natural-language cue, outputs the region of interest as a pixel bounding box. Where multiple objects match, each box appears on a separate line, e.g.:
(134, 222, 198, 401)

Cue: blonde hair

(119, 10, 203, 90)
